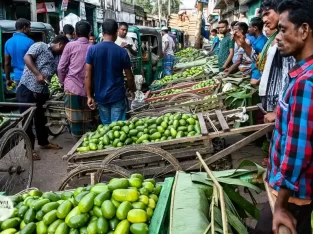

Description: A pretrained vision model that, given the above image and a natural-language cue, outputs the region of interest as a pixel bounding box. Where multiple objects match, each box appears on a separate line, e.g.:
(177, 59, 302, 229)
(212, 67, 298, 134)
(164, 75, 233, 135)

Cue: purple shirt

(57, 37, 91, 96)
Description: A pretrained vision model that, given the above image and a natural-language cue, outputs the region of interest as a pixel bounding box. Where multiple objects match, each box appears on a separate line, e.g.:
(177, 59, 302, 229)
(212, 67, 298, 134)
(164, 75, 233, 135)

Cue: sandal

(32, 151, 41, 161)
(40, 143, 63, 150)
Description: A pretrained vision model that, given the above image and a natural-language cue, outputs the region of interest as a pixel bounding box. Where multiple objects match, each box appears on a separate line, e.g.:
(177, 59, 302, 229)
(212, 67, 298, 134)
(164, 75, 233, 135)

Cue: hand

(272, 208, 297, 234)
(36, 73, 47, 84)
(6, 79, 13, 86)
(223, 69, 230, 77)
(264, 112, 276, 123)
(233, 31, 246, 48)
(87, 97, 96, 110)
(130, 92, 135, 100)
(222, 64, 227, 70)
(121, 42, 128, 48)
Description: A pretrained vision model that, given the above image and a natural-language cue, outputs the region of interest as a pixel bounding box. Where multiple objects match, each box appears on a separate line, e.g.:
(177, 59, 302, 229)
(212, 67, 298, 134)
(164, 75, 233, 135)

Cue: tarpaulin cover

(170, 172, 210, 234)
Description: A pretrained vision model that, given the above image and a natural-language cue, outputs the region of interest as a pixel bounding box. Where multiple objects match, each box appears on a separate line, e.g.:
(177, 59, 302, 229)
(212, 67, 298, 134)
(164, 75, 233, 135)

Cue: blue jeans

(98, 99, 127, 124)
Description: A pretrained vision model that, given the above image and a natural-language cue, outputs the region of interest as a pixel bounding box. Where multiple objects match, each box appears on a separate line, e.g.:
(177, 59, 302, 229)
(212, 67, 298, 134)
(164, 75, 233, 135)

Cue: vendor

(4, 18, 34, 85)
(161, 26, 175, 76)
(115, 22, 137, 57)
(255, 0, 313, 233)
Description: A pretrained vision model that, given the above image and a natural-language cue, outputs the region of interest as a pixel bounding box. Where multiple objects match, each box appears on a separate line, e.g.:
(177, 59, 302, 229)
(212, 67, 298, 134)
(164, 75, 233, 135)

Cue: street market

(0, 0, 312, 233)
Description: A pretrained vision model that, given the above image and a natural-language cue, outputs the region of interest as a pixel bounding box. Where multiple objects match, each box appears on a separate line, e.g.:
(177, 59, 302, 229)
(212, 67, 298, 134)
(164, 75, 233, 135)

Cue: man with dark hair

(63, 24, 75, 41)
(161, 26, 175, 75)
(248, 17, 268, 85)
(209, 29, 219, 55)
(4, 18, 33, 85)
(58, 21, 94, 139)
(255, 0, 313, 233)
(17, 35, 69, 159)
(86, 19, 135, 124)
(168, 27, 177, 51)
(224, 22, 252, 76)
(115, 22, 137, 57)
(218, 20, 235, 71)
(233, 0, 295, 120)
(89, 32, 96, 44)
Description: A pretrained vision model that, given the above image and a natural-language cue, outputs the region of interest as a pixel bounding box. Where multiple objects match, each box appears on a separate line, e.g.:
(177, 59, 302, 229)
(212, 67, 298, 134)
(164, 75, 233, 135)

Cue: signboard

(61, 0, 69, 11)
(96, 7, 104, 23)
(80, 2, 86, 20)
(37, 2, 56, 13)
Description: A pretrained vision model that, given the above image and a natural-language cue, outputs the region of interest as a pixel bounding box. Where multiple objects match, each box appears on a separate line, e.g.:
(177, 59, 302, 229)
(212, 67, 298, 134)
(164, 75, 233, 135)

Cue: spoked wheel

(0, 129, 33, 195)
(59, 164, 131, 191)
(100, 146, 182, 181)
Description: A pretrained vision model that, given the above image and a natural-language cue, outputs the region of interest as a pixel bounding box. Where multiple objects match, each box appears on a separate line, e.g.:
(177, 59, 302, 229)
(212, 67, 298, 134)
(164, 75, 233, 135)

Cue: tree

(151, 0, 181, 18)
(124, 0, 153, 13)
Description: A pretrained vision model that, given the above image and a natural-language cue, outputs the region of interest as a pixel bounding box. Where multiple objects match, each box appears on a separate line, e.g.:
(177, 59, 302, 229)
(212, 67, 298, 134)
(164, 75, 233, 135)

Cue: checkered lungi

(64, 92, 96, 137)
(163, 55, 175, 76)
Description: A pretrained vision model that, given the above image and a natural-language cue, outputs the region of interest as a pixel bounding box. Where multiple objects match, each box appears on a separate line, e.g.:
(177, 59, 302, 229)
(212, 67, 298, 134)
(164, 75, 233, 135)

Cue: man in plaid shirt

(254, 0, 313, 233)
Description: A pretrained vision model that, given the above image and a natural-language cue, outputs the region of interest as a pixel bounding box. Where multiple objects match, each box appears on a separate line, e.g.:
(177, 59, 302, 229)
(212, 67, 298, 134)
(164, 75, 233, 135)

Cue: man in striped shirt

(254, 0, 313, 233)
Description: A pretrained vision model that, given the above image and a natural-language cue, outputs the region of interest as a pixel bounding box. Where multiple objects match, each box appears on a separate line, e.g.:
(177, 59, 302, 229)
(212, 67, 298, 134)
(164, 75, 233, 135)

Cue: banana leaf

(226, 208, 249, 234)
(210, 177, 262, 193)
(174, 58, 207, 70)
(224, 184, 260, 220)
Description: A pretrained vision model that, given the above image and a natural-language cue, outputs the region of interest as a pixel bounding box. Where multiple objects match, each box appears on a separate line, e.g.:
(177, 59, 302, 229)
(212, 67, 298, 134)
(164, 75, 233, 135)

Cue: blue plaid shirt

(266, 55, 313, 200)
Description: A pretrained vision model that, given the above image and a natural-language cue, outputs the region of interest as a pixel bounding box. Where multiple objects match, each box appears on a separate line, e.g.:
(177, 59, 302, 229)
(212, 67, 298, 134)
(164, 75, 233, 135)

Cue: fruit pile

(191, 80, 216, 90)
(3, 174, 161, 234)
(151, 89, 184, 98)
(154, 66, 204, 85)
(49, 75, 63, 96)
(6, 82, 16, 91)
(174, 48, 198, 58)
(77, 113, 201, 152)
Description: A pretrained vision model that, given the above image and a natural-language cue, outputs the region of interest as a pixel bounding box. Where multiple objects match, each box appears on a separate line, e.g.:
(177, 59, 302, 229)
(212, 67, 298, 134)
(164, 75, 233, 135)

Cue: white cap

(161, 26, 168, 31)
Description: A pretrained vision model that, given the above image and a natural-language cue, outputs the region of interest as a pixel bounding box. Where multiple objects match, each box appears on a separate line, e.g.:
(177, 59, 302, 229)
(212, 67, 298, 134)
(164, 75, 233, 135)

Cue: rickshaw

(127, 26, 163, 86)
(0, 20, 54, 102)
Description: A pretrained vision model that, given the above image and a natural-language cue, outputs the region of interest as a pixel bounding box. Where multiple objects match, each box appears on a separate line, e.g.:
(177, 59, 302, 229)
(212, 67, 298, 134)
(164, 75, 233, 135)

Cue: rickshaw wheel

(0, 129, 33, 195)
(58, 164, 131, 191)
(99, 145, 182, 181)
(48, 125, 65, 137)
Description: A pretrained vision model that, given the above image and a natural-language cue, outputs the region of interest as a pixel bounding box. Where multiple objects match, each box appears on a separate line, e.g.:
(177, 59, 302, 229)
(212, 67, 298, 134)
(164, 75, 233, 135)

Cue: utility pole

(194, 2, 203, 49)
(30, 0, 37, 21)
(158, 0, 161, 27)
(168, 0, 171, 17)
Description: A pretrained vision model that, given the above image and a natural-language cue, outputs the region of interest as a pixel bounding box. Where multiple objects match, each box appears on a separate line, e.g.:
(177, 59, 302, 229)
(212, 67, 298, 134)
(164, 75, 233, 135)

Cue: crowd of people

(4, 19, 137, 159)
(211, 0, 313, 233)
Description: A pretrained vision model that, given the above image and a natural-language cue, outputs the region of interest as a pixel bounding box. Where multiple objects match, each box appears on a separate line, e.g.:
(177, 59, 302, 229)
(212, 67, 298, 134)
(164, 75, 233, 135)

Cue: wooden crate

(64, 113, 215, 177)
(129, 94, 225, 117)
(149, 177, 174, 234)
(145, 84, 218, 104)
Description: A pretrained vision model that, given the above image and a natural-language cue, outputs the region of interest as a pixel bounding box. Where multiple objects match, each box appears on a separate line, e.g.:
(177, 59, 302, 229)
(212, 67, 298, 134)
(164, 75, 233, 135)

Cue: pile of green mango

(154, 66, 205, 86)
(191, 80, 216, 90)
(2, 174, 161, 234)
(77, 113, 201, 153)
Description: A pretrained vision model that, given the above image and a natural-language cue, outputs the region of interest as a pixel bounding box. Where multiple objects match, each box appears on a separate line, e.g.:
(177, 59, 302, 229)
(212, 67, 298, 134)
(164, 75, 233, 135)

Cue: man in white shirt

(115, 22, 137, 57)
(161, 26, 175, 75)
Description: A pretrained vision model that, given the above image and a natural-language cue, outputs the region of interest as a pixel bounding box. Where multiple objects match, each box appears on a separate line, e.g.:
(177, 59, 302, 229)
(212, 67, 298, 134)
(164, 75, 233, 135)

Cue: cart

(0, 102, 36, 195)
(44, 99, 67, 137)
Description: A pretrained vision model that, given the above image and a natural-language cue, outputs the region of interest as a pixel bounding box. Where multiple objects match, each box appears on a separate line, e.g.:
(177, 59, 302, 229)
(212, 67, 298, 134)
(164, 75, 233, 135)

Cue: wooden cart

(63, 106, 273, 181)
(0, 102, 36, 195)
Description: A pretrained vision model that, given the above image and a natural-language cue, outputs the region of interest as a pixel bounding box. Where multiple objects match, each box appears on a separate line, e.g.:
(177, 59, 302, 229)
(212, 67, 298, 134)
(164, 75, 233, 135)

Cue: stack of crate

(168, 13, 198, 46)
